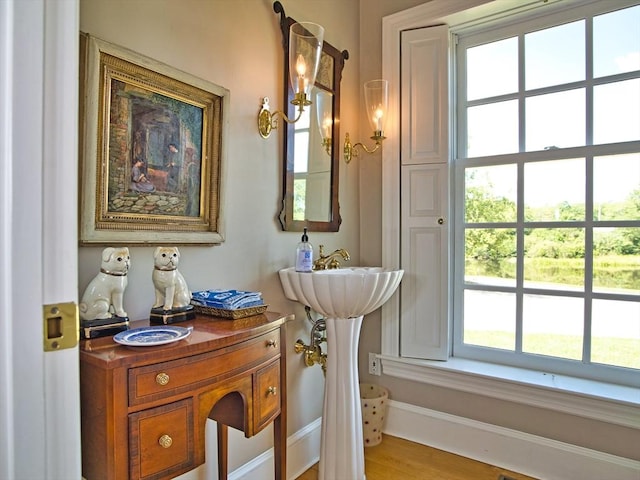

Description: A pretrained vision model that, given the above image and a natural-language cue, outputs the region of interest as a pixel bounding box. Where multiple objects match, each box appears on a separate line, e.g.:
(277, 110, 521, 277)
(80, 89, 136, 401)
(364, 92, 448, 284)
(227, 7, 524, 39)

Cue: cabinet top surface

(80, 311, 293, 368)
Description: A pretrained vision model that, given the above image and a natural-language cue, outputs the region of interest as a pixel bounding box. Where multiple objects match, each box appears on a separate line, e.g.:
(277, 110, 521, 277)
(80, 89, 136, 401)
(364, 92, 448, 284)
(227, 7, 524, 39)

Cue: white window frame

(452, 3, 640, 387)
(380, 0, 640, 429)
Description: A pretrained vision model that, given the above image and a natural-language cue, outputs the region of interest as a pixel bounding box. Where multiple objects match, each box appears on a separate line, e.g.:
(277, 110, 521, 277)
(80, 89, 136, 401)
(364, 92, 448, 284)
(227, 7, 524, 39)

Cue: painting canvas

(80, 34, 229, 245)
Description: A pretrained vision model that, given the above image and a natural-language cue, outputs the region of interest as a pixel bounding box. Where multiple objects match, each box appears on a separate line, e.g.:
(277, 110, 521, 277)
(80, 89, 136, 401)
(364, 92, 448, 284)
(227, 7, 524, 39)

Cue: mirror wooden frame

(274, 1, 348, 232)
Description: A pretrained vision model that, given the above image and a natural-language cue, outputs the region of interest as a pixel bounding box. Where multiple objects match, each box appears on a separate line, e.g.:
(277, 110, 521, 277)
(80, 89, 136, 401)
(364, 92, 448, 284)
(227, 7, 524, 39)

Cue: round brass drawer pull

(158, 434, 173, 448)
(156, 373, 170, 386)
(267, 386, 278, 396)
(266, 339, 278, 348)
(438, 217, 444, 225)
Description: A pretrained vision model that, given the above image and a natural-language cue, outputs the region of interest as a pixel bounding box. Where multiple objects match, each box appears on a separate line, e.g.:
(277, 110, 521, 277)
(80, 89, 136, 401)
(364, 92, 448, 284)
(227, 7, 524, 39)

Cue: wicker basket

(191, 303, 268, 320)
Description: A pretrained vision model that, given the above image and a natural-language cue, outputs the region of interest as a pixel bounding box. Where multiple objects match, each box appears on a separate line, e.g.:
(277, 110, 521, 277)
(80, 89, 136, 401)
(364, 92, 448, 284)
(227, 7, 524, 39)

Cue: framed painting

(79, 34, 228, 245)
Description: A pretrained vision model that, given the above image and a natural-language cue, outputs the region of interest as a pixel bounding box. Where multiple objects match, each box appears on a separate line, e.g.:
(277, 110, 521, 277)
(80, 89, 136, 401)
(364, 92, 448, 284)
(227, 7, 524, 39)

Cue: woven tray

(191, 303, 268, 319)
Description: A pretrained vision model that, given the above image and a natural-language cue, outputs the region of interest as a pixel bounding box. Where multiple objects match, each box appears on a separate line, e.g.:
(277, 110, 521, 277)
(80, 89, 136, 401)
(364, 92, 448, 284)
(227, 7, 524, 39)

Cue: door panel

(401, 25, 449, 165)
(0, 0, 81, 478)
(400, 165, 449, 360)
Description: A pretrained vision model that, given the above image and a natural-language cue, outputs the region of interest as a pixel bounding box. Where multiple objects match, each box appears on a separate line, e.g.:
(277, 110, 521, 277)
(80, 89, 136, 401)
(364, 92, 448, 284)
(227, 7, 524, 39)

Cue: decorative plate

(113, 326, 192, 347)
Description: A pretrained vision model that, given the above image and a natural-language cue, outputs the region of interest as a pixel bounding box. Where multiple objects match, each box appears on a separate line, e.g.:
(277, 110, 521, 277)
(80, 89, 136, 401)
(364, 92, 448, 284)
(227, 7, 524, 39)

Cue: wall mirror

(274, 1, 348, 232)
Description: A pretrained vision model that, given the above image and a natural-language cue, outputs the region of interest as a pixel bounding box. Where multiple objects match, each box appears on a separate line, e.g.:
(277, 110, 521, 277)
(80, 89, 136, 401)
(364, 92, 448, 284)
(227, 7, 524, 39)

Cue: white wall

(79, 0, 360, 473)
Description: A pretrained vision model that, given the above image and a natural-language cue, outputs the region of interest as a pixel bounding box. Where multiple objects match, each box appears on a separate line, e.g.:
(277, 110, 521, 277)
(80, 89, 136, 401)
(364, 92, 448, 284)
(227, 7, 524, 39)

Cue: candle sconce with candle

(258, 21, 324, 138)
(316, 89, 333, 156)
(343, 79, 389, 164)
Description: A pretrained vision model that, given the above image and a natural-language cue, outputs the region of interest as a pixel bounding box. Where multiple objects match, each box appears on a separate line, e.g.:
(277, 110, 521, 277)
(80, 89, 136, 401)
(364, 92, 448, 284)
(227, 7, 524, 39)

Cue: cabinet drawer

(129, 330, 280, 405)
(129, 398, 194, 480)
(255, 360, 281, 432)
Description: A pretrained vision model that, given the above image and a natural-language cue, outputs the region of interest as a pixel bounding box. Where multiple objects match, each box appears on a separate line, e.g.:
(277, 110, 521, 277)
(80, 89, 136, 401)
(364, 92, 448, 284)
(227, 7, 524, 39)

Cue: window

(453, 3, 640, 386)
(292, 106, 311, 221)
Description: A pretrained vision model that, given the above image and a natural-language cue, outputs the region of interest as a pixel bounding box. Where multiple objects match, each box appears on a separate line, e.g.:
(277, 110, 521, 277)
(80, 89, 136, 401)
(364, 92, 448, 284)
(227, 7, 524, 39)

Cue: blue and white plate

(113, 326, 193, 347)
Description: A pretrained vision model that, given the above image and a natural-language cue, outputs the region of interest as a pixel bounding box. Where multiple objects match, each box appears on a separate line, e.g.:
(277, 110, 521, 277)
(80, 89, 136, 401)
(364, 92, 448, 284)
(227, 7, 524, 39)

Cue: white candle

(374, 108, 384, 131)
(323, 115, 332, 138)
(296, 54, 307, 94)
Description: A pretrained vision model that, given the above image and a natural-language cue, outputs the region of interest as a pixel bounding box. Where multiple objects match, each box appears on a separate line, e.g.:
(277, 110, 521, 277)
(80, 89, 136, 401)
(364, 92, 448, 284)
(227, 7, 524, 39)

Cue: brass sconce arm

(258, 19, 324, 139)
(258, 96, 308, 139)
(321, 137, 332, 156)
(343, 79, 389, 164)
(343, 131, 386, 164)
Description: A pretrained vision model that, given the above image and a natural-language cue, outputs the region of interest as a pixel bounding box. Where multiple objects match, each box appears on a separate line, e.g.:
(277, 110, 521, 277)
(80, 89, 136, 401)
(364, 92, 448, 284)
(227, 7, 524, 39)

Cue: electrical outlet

(368, 352, 381, 376)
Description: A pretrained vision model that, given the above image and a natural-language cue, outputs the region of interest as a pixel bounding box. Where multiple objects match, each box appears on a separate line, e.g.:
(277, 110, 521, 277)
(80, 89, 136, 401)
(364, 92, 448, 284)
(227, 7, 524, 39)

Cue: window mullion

(584, 153, 594, 364)
(516, 159, 525, 354)
(455, 33, 468, 162)
(583, 14, 594, 364)
(518, 33, 526, 154)
(585, 14, 594, 146)
(516, 32, 526, 354)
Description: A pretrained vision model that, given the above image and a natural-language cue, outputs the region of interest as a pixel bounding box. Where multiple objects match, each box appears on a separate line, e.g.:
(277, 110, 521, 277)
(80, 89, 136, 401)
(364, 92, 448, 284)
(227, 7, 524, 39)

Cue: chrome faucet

(312, 245, 350, 270)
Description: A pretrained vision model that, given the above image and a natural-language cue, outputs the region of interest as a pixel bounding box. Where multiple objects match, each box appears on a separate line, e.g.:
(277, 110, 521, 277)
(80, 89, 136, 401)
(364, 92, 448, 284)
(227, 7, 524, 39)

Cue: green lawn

(464, 331, 640, 369)
(464, 256, 639, 370)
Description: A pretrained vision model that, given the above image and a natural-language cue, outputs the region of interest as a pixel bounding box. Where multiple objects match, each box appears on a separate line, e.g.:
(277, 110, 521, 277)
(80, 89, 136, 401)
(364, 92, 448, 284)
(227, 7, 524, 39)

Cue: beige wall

(79, 0, 360, 473)
(357, 0, 640, 463)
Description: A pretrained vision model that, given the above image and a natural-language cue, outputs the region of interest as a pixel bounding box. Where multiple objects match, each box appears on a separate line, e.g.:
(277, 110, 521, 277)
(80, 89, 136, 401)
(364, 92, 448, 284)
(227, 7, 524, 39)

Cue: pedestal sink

(278, 267, 404, 480)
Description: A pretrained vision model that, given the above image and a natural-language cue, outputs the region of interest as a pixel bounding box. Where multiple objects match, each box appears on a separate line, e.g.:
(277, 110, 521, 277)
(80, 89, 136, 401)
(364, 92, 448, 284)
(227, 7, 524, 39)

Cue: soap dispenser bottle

(295, 227, 313, 272)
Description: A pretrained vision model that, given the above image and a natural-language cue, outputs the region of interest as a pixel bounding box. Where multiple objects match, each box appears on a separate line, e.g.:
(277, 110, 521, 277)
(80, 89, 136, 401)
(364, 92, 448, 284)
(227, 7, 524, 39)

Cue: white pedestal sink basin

(278, 267, 404, 480)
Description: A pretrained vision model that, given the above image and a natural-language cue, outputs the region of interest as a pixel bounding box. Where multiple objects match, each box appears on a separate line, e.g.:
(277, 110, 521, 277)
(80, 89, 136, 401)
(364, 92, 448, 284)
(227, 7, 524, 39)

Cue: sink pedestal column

(319, 315, 366, 480)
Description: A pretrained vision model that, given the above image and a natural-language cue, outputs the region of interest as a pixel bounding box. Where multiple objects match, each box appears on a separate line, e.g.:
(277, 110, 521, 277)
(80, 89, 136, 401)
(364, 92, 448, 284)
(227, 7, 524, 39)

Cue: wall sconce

(316, 89, 332, 155)
(343, 79, 389, 164)
(258, 22, 324, 139)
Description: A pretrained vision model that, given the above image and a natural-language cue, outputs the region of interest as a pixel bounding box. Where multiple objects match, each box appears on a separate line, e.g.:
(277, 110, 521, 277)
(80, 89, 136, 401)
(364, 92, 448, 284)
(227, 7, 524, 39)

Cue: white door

(0, 0, 81, 478)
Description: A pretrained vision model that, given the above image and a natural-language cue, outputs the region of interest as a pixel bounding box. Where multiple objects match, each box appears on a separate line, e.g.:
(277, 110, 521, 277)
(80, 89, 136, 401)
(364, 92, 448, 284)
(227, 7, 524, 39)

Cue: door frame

(380, 0, 490, 356)
(0, 0, 81, 477)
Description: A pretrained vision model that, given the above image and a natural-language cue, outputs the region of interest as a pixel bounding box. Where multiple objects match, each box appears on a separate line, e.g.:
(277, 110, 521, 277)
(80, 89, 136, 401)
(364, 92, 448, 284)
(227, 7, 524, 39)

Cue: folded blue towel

(192, 289, 264, 310)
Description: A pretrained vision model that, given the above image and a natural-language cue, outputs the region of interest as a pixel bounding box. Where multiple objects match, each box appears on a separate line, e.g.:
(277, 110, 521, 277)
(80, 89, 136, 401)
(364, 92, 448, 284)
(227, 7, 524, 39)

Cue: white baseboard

(384, 400, 640, 480)
(229, 417, 321, 480)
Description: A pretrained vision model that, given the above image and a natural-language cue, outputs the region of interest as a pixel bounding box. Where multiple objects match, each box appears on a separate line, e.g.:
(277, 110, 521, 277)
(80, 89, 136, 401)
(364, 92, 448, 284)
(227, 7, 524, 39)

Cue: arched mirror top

(274, 1, 349, 232)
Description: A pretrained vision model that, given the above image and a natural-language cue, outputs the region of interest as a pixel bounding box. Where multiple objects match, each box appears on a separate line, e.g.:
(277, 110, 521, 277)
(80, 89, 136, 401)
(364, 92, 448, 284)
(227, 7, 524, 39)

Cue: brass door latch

(43, 302, 79, 351)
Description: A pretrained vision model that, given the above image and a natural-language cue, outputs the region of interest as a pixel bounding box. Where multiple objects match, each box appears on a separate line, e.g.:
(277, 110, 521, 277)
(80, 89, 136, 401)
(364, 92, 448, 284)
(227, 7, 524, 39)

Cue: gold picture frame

(80, 34, 228, 245)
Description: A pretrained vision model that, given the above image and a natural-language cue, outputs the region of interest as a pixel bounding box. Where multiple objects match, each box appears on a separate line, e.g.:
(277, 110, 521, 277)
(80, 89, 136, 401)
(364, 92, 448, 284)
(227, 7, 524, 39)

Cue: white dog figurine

(152, 246, 191, 311)
(79, 247, 130, 321)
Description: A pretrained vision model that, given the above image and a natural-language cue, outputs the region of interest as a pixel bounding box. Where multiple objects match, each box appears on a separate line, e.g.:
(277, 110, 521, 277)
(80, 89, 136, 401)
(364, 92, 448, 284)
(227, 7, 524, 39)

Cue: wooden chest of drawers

(80, 312, 291, 480)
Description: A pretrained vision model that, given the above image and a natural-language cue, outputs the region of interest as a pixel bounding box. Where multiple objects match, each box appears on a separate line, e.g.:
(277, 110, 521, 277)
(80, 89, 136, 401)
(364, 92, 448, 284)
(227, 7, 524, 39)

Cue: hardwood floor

(296, 434, 537, 480)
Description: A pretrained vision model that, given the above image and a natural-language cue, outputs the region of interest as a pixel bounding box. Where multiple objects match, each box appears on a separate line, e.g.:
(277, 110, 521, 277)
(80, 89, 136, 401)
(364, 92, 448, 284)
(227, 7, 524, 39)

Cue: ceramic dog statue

(79, 247, 130, 321)
(152, 246, 191, 311)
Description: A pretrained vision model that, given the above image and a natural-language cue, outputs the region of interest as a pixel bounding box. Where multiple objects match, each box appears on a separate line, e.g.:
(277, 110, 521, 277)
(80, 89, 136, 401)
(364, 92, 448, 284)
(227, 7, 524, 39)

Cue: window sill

(379, 355, 640, 428)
